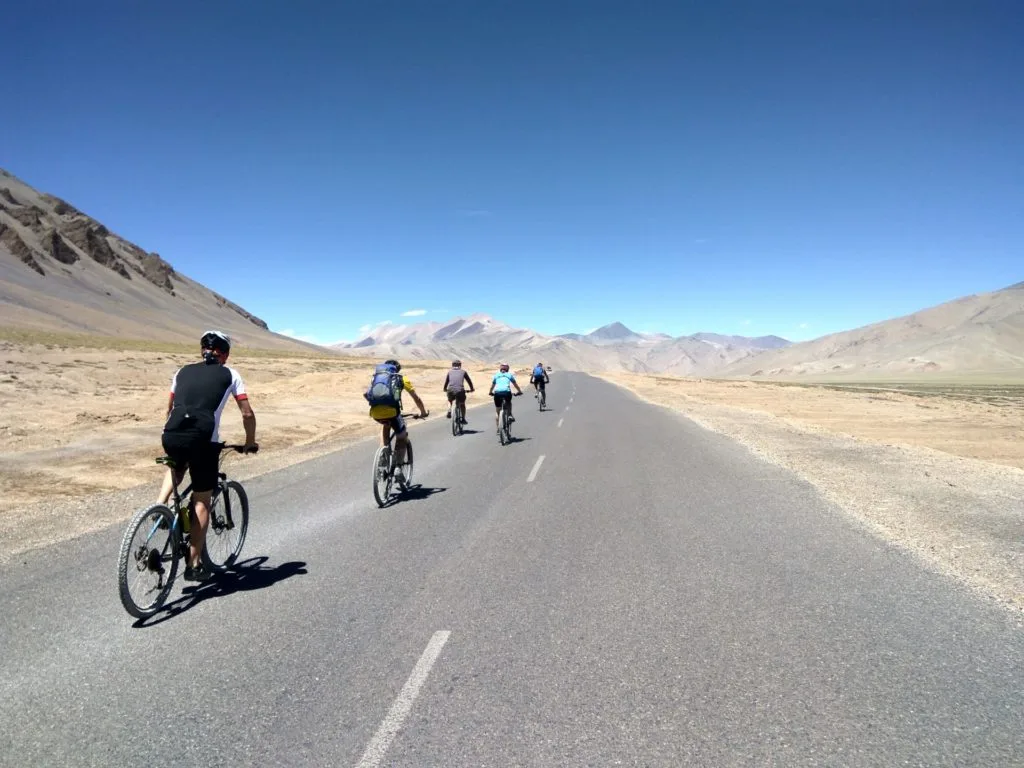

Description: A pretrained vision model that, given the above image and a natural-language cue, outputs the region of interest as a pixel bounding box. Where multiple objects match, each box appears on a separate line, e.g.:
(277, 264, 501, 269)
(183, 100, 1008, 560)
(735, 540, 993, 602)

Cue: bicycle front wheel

(117, 504, 179, 619)
(372, 446, 392, 507)
(202, 480, 249, 572)
(401, 441, 414, 488)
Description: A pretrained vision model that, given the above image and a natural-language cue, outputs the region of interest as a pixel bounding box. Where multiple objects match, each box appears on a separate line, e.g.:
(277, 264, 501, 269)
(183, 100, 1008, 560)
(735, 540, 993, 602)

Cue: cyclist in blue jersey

(530, 361, 549, 399)
(487, 363, 523, 432)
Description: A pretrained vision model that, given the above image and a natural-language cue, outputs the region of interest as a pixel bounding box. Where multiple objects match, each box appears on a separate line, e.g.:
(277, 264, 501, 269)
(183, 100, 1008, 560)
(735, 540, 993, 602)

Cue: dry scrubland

(602, 373, 1024, 613)
(0, 331, 494, 557)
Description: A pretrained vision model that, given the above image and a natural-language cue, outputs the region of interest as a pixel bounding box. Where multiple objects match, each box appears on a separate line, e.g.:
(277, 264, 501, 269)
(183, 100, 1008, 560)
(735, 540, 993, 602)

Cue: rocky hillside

(718, 281, 1024, 379)
(0, 168, 312, 350)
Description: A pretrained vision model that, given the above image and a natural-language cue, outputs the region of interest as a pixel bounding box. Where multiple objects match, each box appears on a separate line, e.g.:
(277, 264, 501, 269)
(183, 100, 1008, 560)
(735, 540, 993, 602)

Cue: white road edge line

(355, 631, 452, 768)
(527, 455, 546, 483)
(557, 418, 564, 428)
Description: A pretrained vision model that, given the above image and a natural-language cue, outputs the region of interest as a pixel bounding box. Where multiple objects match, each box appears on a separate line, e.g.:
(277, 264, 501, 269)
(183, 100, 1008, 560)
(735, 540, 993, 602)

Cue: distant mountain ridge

(334, 316, 791, 375)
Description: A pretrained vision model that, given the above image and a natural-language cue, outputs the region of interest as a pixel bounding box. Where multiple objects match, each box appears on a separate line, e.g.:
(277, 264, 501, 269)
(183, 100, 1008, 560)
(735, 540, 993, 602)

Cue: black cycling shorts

(446, 389, 467, 404)
(493, 392, 513, 409)
(374, 413, 408, 435)
(161, 432, 220, 493)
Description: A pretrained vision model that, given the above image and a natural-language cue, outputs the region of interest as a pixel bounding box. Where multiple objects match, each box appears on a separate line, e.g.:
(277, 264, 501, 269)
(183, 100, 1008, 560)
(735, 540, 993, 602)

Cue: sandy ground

(601, 373, 1024, 614)
(0, 342, 494, 558)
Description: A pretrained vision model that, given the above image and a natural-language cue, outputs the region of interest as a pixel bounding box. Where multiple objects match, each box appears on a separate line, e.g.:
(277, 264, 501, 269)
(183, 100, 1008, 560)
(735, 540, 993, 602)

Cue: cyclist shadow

(132, 556, 308, 628)
(383, 484, 447, 508)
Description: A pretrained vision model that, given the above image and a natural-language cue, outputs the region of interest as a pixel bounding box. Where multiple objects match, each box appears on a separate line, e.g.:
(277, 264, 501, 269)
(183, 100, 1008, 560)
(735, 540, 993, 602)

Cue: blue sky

(2, 1, 1022, 344)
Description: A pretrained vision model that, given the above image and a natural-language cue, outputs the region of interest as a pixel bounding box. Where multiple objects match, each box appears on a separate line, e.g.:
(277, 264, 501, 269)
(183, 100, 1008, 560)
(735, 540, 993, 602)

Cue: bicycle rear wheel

(117, 504, 179, 619)
(201, 480, 249, 572)
(451, 400, 459, 437)
(372, 445, 392, 507)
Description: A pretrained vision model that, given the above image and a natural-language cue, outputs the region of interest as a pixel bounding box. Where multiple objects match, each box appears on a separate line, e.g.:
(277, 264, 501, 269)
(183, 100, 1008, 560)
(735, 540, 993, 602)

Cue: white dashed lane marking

(355, 631, 451, 768)
(527, 455, 546, 483)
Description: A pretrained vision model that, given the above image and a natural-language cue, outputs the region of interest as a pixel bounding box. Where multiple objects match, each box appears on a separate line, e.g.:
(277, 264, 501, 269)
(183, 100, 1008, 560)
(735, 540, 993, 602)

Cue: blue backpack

(533, 365, 545, 378)
(364, 364, 403, 409)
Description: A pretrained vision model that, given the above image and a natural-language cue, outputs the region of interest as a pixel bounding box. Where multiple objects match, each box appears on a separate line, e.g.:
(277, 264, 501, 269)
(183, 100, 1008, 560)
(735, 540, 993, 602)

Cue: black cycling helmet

(384, 358, 401, 372)
(201, 330, 231, 353)
(452, 359, 462, 367)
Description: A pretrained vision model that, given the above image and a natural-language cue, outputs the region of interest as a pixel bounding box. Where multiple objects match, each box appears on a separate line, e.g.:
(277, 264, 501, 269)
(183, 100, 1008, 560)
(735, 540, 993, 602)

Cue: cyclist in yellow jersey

(368, 359, 427, 484)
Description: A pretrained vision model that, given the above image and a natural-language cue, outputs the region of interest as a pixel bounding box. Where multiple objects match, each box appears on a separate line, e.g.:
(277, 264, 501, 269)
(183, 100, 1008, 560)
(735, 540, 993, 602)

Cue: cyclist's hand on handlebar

(243, 442, 259, 454)
(417, 410, 429, 419)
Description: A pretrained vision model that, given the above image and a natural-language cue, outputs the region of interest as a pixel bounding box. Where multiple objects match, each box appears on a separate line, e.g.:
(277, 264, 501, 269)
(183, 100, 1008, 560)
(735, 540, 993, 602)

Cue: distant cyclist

(487, 363, 523, 432)
(442, 359, 475, 424)
(530, 361, 549, 399)
(158, 330, 258, 582)
(365, 359, 428, 485)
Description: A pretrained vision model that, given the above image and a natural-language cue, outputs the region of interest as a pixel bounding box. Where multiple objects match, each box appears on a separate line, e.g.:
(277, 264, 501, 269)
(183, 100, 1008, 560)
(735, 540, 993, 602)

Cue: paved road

(2, 374, 1022, 766)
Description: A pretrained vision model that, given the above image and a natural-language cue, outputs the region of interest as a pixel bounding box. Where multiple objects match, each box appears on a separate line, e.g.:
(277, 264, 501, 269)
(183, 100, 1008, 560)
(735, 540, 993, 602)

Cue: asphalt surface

(1, 374, 1022, 767)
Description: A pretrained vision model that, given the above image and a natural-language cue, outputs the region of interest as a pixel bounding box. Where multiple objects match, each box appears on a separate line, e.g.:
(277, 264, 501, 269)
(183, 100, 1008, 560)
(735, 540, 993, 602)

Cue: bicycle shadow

(132, 556, 308, 628)
(383, 484, 448, 508)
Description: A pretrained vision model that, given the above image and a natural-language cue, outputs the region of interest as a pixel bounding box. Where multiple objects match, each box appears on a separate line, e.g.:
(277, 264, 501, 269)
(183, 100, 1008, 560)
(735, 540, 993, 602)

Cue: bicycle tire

(401, 440, 414, 488)
(372, 445, 392, 507)
(451, 401, 459, 437)
(201, 480, 249, 572)
(117, 504, 179, 619)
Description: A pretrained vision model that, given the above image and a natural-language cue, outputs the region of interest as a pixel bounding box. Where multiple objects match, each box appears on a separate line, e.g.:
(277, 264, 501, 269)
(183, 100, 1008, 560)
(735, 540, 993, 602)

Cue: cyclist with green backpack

(365, 359, 428, 484)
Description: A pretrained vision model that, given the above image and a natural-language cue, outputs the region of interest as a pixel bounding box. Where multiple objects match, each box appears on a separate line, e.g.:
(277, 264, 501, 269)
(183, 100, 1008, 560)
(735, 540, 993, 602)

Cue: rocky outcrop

(0, 188, 20, 205)
(62, 216, 130, 278)
(0, 222, 45, 275)
(45, 229, 80, 265)
(139, 251, 175, 293)
(212, 290, 269, 329)
(4, 205, 45, 228)
(40, 194, 82, 217)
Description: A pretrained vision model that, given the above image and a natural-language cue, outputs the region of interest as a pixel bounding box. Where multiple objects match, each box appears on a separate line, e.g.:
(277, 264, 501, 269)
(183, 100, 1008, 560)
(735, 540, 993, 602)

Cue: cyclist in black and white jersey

(157, 330, 258, 581)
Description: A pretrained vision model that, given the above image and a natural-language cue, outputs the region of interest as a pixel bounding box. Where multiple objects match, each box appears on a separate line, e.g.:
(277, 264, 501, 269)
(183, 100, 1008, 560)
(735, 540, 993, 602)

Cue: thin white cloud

(741, 319, 752, 326)
(401, 309, 427, 317)
(798, 322, 809, 329)
(358, 324, 372, 334)
(278, 329, 336, 347)
(457, 208, 493, 218)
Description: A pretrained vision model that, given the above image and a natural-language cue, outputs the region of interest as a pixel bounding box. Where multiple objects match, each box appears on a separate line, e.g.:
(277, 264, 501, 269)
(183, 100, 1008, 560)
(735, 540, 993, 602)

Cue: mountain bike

(372, 414, 425, 506)
(497, 392, 522, 445)
(537, 383, 547, 411)
(449, 391, 472, 437)
(116, 444, 256, 619)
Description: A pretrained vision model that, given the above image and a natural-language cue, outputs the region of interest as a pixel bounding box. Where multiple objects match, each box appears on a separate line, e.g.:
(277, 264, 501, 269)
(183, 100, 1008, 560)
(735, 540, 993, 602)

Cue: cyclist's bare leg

(395, 432, 410, 464)
(188, 490, 213, 569)
(157, 467, 185, 505)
